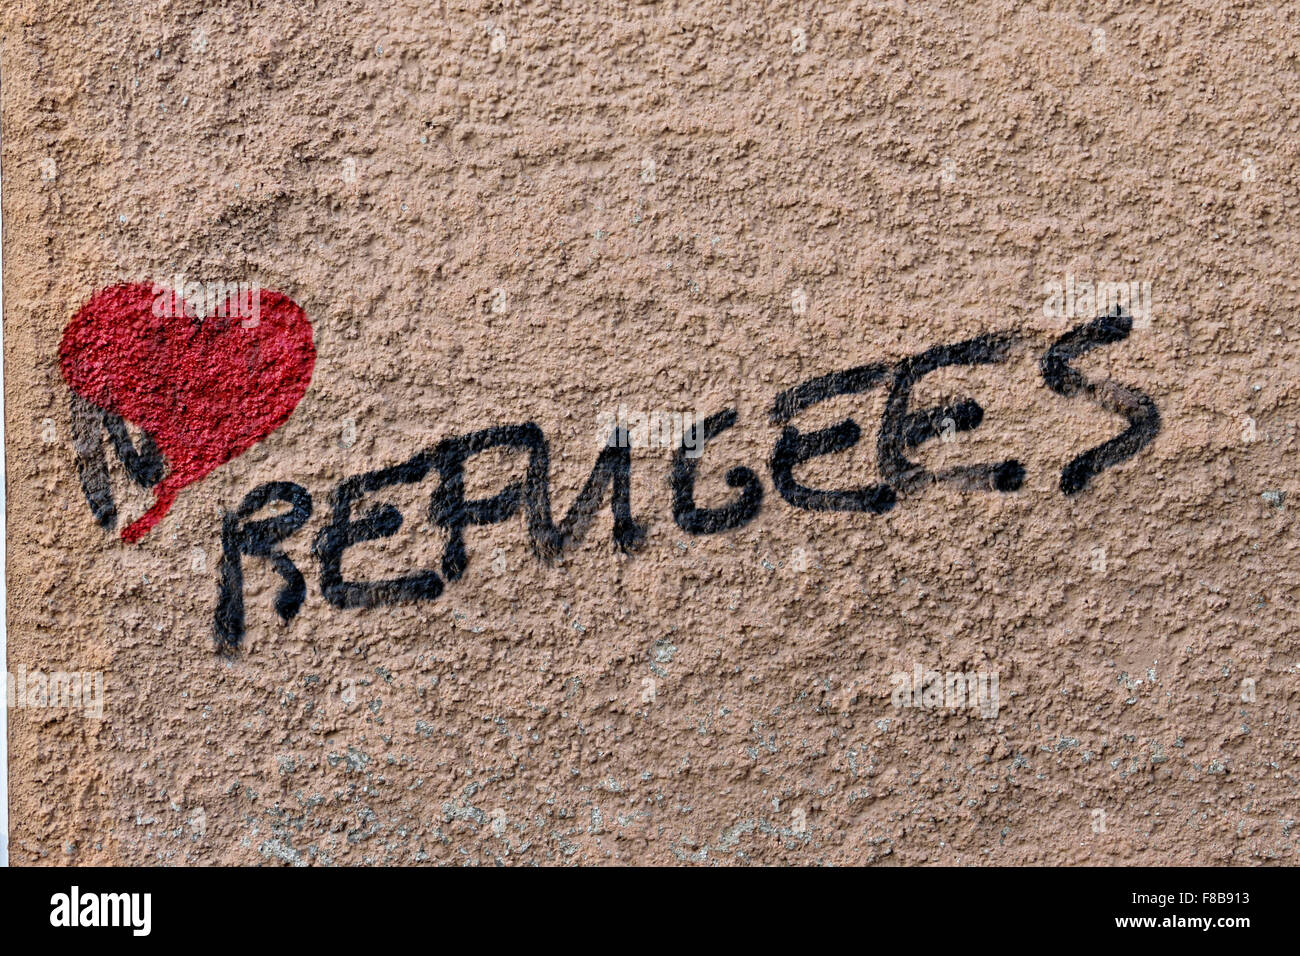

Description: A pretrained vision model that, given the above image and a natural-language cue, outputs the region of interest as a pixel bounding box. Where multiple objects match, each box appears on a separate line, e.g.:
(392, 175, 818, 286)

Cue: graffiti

(59, 282, 315, 542)
(878, 332, 1027, 495)
(671, 408, 764, 533)
(1040, 313, 1162, 494)
(769, 363, 898, 513)
(59, 287, 1159, 652)
(67, 390, 165, 530)
(215, 481, 314, 650)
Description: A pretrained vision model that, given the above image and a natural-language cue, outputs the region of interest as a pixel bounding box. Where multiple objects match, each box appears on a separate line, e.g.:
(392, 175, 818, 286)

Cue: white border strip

(0, 84, 10, 867)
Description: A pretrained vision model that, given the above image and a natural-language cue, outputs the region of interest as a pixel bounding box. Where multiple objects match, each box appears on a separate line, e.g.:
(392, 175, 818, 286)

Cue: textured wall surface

(3, 0, 1298, 865)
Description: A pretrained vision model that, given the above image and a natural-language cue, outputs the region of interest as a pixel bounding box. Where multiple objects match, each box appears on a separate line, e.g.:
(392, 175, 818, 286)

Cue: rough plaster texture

(2, 0, 1298, 865)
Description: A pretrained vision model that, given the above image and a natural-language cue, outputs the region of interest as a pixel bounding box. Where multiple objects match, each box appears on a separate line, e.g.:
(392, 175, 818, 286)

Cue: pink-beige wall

(3, 0, 1297, 864)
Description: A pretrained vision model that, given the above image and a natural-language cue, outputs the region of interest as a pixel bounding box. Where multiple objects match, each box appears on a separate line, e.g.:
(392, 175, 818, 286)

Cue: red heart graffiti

(59, 282, 315, 543)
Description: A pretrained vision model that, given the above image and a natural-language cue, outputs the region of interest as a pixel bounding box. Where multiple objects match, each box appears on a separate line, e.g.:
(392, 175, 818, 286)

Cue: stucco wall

(3, 0, 1298, 865)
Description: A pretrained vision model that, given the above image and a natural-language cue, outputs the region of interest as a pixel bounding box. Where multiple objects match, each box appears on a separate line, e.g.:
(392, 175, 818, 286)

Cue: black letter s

(1040, 310, 1160, 495)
